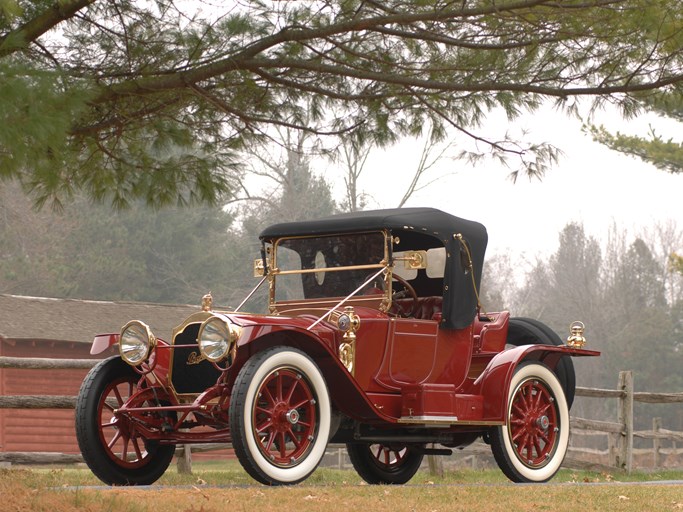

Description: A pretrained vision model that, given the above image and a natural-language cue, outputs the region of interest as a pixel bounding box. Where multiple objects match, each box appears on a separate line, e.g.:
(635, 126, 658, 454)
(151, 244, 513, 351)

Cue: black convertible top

(260, 208, 488, 329)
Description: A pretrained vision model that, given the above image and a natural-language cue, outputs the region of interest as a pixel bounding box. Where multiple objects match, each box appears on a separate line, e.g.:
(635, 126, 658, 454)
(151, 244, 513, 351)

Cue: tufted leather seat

(393, 296, 443, 320)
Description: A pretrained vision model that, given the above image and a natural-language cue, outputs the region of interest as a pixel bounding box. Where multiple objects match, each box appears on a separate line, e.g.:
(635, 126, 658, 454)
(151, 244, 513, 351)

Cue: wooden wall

(0, 339, 108, 454)
(0, 338, 236, 461)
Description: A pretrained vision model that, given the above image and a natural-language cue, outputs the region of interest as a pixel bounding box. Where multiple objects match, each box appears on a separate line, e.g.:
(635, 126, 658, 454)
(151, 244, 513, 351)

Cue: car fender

(90, 332, 173, 355)
(90, 333, 119, 355)
(473, 344, 600, 422)
(234, 323, 395, 424)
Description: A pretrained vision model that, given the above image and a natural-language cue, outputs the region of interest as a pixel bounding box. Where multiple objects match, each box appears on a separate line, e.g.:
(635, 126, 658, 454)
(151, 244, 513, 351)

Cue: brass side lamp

(566, 321, 587, 348)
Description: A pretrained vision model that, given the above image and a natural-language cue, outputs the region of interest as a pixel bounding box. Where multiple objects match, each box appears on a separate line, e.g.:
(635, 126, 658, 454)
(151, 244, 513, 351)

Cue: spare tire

(506, 317, 576, 409)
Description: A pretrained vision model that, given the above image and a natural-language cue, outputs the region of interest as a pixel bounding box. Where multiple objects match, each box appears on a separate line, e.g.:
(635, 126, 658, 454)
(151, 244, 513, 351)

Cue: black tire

(490, 362, 569, 483)
(507, 317, 576, 409)
(347, 442, 424, 484)
(229, 347, 331, 485)
(75, 356, 175, 485)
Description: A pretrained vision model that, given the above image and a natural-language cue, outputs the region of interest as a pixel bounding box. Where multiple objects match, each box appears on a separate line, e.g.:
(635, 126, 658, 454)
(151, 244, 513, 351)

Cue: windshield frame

(265, 229, 393, 313)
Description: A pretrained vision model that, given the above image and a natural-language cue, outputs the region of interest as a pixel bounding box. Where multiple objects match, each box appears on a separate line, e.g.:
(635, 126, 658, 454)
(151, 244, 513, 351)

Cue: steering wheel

(390, 273, 418, 318)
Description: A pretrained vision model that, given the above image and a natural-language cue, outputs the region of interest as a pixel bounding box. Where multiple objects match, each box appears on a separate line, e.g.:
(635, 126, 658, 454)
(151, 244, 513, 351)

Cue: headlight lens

(119, 320, 155, 366)
(198, 314, 240, 363)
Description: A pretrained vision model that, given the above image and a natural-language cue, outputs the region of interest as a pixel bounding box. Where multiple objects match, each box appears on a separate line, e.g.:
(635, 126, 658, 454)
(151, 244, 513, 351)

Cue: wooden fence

(1, 357, 682, 473)
(568, 371, 683, 473)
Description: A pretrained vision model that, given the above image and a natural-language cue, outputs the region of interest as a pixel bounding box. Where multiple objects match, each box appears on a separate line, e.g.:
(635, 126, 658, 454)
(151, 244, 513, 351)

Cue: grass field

(3, 462, 682, 512)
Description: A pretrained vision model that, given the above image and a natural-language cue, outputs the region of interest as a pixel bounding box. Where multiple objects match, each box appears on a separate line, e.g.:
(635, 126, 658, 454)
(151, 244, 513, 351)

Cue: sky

(336, 103, 683, 261)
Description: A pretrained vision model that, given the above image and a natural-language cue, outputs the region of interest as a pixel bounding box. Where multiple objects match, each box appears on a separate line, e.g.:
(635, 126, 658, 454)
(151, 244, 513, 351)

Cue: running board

(397, 416, 503, 426)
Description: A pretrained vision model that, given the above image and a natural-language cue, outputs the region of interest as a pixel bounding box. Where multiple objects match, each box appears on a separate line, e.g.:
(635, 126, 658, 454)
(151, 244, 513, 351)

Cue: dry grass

(2, 466, 683, 512)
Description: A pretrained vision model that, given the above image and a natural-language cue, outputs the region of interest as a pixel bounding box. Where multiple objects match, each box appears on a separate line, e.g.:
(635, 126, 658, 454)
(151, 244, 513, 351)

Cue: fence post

(608, 433, 618, 467)
(427, 444, 444, 478)
(653, 417, 662, 468)
(617, 371, 633, 473)
(177, 444, 192, 474)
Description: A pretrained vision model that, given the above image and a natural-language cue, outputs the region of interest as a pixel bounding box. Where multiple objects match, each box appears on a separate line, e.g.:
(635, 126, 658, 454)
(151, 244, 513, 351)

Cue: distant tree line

(481, 222, 683, 429)
(0, 180, 252, 306)
(0, 140, 336, 308)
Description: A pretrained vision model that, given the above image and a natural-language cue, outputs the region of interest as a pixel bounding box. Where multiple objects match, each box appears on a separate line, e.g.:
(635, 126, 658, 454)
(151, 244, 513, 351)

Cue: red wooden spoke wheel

(98, 377, 152, 468)
(490, 362, 569, 483)
(347, 442, 424, 485)
(75, 356, 176, 485)
(230, 347, 331, 485)
(252, 368, 317, 466)
(371, 444, 409, 468)
(507, 377, 559, 467)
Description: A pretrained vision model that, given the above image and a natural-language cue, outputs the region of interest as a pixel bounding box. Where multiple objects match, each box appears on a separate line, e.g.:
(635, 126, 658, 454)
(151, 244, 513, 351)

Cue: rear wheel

(347, 442, 424, 484)
(490, 362, 569, 483)
(75, 356, 175, 485)
(229, 347, 331, 485)
(507, 317, 576, 408)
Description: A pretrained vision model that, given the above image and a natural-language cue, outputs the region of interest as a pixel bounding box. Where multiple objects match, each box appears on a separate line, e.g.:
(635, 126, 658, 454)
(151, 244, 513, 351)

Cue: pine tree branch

(84, 51, 683, 109)
(0, 0, 96, 57)
(187, 84, 362, 136)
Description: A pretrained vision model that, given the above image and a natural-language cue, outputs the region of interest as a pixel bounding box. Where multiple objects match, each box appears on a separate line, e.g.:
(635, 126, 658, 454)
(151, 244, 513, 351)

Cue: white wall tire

(490, 362, 569, 483)
(229, 347, 331, 485)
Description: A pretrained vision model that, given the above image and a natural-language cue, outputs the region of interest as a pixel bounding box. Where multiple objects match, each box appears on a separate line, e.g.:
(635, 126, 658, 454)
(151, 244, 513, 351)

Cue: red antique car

(75, 207, 599, 486)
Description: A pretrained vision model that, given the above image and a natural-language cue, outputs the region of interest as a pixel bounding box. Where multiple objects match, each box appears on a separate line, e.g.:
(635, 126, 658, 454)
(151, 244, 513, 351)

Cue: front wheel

(75, 356, 175, 485)
(347, 442, 424, 484)
(229, 347, 331, 485)
(490, 362, 569, 483)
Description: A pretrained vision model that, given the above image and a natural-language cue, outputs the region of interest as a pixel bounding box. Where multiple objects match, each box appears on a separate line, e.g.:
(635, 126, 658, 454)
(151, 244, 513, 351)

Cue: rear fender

(473, 344, 599, 422)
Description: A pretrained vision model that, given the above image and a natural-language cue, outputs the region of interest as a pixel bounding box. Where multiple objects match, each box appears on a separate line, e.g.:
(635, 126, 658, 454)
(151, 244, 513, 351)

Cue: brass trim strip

(274, 296, 381, 308)
(272, 263, 385, 276)
(397, 416, 504, 426)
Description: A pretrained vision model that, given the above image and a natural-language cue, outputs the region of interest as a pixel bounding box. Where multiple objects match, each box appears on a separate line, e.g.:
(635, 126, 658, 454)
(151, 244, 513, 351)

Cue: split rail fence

(1, 357, 682, 474)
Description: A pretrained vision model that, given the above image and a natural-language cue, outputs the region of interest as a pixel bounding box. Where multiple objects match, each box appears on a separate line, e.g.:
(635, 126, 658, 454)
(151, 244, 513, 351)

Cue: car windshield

(273, 232, 387, 302)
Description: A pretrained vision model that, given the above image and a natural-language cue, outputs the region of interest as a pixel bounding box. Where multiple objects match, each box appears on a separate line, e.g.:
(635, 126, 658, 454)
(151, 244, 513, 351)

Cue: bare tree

(232, 128, 336, 226)
(337, 128, 458, 211)
(338, 139, 372, 213)
(640, 221, 683, 306)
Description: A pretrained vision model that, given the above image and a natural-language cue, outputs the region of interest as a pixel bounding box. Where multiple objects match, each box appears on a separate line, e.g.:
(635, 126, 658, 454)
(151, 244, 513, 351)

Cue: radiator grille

(170, 323, 222, 395)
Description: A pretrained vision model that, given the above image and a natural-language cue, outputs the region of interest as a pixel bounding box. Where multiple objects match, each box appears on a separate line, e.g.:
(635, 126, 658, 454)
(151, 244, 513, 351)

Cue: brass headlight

(197, 314, 240, 363)
(119, 320, 155, 366)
